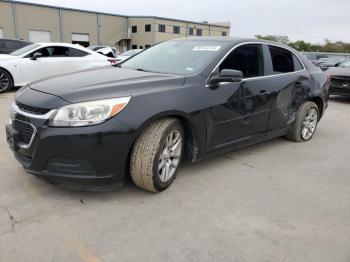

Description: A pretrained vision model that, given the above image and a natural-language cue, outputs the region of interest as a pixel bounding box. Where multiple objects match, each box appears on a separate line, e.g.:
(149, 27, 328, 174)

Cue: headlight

(49, 97, 131, 127)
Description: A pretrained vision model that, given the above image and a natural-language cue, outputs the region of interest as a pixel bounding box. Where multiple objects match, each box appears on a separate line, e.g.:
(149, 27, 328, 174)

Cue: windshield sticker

(185, 67, 195, 72)
(193, 46, 221, 52)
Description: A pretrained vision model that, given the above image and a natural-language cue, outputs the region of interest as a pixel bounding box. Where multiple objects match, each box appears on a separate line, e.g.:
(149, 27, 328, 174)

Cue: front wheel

(0, 69, 14, 94)
(130, 118, 184, 192)
(286, 101, 319, 142)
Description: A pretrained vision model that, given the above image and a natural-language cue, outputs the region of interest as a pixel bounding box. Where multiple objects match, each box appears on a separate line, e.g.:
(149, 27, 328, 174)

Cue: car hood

(0, 54, 18, 61)
(29, 66, 186, 103)
(326, 67, 350, 77)
(117, 55, 129, 60)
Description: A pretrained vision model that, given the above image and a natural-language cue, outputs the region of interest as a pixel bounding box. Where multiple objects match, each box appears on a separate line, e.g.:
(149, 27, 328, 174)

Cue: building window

(132, 26, 137, 33)
(139, 46, 143, 49)
(29, 30, 52, 43)
(145, 45, 151, 49)
(145, 24, 151, 32)
(173, 26, 180, 34)
(188, 27, 193, 36)
(222, 32, 227, 36)
(158, 24, 166, 33)
(132, 45, 137, 49)
(196, 29, 203, 36)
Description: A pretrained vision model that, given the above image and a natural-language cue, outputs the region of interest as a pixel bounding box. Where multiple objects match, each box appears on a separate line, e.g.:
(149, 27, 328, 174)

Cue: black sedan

(6, 37, 329, 192)
(327, 58, 350, 96)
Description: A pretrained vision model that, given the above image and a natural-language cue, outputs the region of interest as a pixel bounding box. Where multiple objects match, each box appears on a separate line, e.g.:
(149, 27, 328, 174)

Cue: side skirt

(196, 127, 288, 162)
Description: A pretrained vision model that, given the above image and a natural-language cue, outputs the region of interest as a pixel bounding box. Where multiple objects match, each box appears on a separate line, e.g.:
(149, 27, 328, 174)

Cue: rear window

(293, 55, 304, 71)
(69, 48, 88, 57)
(269, 46, 294, 74)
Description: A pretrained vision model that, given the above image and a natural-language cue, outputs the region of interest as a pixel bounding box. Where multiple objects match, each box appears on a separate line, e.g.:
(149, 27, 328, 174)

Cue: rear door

(60, 47, 97, 72)
(264, 45, 310, 132)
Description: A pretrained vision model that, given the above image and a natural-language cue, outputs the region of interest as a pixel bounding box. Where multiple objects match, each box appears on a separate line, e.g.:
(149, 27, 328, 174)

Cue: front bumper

(330, 86, 350, 96)
(6, 103, 136, 190)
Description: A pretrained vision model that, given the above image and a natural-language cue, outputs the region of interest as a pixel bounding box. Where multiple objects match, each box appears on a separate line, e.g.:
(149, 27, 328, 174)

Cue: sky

(22, 0, 350, 44)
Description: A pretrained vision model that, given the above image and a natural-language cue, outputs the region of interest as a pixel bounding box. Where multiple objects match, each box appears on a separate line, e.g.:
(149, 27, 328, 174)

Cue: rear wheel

(130, 118, 184, 192)
(286, 101, 319, 142)
(0, 69, 13, 94)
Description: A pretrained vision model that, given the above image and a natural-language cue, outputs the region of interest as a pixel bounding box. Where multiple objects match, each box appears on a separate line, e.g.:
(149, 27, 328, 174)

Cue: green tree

(255, 35, 350, 53)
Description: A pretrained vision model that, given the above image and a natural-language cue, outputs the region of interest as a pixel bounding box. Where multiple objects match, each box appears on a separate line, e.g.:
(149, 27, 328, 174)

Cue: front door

(207, 44, 273, 150)
(20, 46, 70, 84)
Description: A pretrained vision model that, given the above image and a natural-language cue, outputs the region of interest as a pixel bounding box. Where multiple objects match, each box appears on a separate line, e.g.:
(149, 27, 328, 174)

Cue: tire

(0, 69, 14, 94)
(130, 118, 185, 192)
(286, 101, 319, 142)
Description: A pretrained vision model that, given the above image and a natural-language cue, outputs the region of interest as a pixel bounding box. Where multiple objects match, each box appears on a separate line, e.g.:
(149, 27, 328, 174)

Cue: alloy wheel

(158, 130, 182, 183)
(0, 71, 10, 91)
(301, 107, 318, 140)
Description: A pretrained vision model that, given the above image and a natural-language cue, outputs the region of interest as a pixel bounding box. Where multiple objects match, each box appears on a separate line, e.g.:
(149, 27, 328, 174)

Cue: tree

(255, 35, 350, 53)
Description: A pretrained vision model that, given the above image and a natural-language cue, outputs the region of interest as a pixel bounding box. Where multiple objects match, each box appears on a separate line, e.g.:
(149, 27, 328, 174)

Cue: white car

(116, 49, 143, 63)
(87, 46, 120, 58)
(0, 42, 112, 93)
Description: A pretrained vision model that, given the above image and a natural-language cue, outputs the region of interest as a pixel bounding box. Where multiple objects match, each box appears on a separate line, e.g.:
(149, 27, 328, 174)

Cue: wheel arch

(0, 66, 14, 85)
(129, 111, 200, 164)
(307, 96, 324, 120)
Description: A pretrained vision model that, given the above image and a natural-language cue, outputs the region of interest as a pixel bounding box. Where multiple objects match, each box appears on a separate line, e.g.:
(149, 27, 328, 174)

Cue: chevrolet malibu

(6, 37, 329, 192)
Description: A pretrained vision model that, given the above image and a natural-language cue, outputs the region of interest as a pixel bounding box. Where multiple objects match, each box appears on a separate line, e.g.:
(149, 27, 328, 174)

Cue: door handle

(295, 82, 304, 88)
(259, 90, 270, 95)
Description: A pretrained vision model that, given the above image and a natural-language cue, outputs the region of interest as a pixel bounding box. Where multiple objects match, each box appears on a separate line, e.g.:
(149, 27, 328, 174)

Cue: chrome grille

(16, 102, 50, 115)
(331, 76, 350, 87)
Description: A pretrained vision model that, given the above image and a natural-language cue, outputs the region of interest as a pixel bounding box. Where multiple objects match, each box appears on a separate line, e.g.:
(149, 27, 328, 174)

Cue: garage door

(0, 28, 3, 38)
(72, 33, 89, 47)
(29, 30, 51, 42)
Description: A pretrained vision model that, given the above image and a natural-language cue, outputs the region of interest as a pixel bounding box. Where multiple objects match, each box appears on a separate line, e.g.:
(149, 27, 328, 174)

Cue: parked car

(317, 57, 344, 71)
(0, 42, 113, 93)
(303, 52, 318, 65)
(0, 38, 32, 54)
(327, 57, 350, 96)
(6, 37, 329, 192)
(87, 46, 120, 58)
(115, 49, 143, 62)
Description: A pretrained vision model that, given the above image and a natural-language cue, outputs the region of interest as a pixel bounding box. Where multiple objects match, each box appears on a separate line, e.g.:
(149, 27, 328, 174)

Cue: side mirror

(31, 52, 43, 61)
(208, 69, 243, 86)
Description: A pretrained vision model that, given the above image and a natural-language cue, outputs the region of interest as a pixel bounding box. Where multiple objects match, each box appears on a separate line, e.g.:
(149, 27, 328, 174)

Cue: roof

(2, 0, 230, 28)
(174, 36, 259, 42)
(173, 36, 302, 52)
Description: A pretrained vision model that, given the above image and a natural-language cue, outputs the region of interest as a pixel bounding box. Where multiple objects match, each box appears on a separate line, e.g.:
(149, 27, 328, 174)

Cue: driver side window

(219, 44, 264, 78)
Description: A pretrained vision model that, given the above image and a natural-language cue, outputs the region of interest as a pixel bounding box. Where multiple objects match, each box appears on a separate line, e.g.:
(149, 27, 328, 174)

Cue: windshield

(121, 40, 225, 75)
(10, 43, 40, 56)
(340, 58, 350, 67)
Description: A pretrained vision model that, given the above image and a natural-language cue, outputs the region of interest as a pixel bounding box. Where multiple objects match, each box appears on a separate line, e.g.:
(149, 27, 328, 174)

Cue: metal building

(0, 0, 231, 51)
